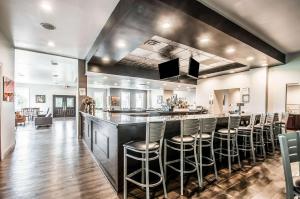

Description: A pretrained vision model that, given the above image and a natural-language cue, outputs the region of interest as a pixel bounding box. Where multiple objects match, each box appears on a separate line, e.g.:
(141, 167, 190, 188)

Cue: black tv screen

(188, 57, 199, 79)
(158, 58, 179, 79)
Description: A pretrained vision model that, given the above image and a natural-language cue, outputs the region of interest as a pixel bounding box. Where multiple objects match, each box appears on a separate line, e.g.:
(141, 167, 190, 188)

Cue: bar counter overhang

(80, 111, 251, 192)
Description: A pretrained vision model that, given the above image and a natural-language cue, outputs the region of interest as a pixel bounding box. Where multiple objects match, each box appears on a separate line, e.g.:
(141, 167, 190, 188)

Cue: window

(135, 93, 144, 109)
(15, 87, 30, 111)
(121, 92, 130, 109)
(94, 92, 104, 109)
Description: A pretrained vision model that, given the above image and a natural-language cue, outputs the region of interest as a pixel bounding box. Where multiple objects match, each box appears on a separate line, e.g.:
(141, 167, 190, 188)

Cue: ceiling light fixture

(246, 56, 254, 61)
(102, 56, 110, 63)
(199, 36, 210, 44)
(116, 40, 126, 48)
(48, 41, 55, 47)
(40, 2, 52, 12)
(103, 76, 108, 79)
(202, 75, 207, 78)
(40, 22, 56, 30)
(229, 70, 235, 74)
(161, 22, 171, 29)
(225, 46, 236, 54)
(146, 81, 150, 84)
(114, 83, 118, 86)
(261, 62, 268, 67)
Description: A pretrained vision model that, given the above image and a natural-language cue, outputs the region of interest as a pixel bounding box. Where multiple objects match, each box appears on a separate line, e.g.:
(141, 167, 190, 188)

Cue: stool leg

(159, 150, 168, 198)
(180, 141, 184, 195)
(270, 126, 275, 155)
(261, 130, 266, 159)
(142, 153, 145, 185)
(146, 151, 150, 199)
(211, 138, 218, 180)
(164, 140, 167, 179)
(219, 137, 223, 162)
(196, 139, 202, 188)
(124, 148, 127, 199)
(227, 136, 231, 173)
(235, 134, 241, 168)
(251, 133, 256, 164)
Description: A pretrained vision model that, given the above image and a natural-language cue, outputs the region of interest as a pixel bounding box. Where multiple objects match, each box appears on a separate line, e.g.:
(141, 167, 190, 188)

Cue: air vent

(40, 22, 56, 30)
(144, 39, 160, 46)
(51, 60, 58, 65)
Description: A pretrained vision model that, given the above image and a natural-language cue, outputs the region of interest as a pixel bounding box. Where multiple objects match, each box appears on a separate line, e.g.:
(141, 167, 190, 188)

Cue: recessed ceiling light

(146, 81, 150, 84)
(187, 86, 190, 89)
(102, 56, 110, 63)
(225, 46, 236, 54)
(229, 70, 235, 74)
(161, 22, 171, 29)
(177, 85, 181, 88)
(199, 36, 210, 44)
(48, 41, 55, 47)
(202, 75, 207, 78)
(40, 22, 56, 30)
(114, 83, 118, 86)
(261, 62, 268, 67)
(116, 40, 126, 48)
(103, 76, 108, 79)
(246, 56, 254, 61)
(163, 83, 167, 86)
(40, 2, 52, 12)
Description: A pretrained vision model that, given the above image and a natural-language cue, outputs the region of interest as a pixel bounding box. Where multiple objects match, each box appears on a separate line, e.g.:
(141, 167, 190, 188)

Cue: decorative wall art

(36, 95, 46, 103)
(3, 76, 14, 102)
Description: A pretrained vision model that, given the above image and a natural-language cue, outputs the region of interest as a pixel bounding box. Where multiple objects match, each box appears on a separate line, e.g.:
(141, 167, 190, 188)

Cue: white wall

(15, 83, 76, 114)
(268, 53, 300, 112)
(196, 67, 267, 114)
(0, 31, 15, 159)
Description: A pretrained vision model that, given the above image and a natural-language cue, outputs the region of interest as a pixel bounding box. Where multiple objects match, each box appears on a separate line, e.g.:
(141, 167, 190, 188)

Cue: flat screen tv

(158, 58, 179, 79)
(188, 57, 199, 79)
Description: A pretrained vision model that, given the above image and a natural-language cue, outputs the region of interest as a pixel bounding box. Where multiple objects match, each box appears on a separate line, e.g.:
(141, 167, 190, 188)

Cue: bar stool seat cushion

(192, 133, 211, 139)
(124, 141, 159, 151)
(218, 128, 236, 134)
(294, 176, 300, 193)
(171, 135, 194, 143)
(238, 126, 251, 131)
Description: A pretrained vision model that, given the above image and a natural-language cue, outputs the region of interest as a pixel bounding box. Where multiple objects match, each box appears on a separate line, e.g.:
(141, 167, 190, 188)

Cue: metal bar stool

(237, 114, 258, 164)
(279, 131, 300, 199)
(253, 114, 267, 159)
(123, 121, 167, 199)
(164, 119, 201, 195)
(263, 113, 276, 155)
(214, 115, 241, 173)
(192, 117, 218, 186)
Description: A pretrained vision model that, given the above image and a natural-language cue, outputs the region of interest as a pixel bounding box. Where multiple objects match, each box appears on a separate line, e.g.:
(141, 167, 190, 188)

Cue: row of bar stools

(123, 121, 167, 199)
(214, 116, 241, 173)
(164, 119, 201, 196)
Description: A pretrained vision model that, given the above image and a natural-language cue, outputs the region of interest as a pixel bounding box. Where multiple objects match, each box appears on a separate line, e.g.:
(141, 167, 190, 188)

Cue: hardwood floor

(0, 118, 117, 199)
(0, 118, 295, 199)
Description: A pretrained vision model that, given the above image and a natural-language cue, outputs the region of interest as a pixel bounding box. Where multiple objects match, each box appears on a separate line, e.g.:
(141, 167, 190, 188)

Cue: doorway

(53, 95, 76, 117)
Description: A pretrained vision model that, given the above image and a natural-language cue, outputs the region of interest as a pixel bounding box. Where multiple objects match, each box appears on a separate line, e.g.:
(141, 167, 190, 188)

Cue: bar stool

(123, 121, 167, 199)
(253, 114, 267, 159)
(164, 119, 201, 195)
(263, 113, 276, 155)
(237, 114, 258, 164)
(214, 115, 241, 173)
(192, 117, 218, 186)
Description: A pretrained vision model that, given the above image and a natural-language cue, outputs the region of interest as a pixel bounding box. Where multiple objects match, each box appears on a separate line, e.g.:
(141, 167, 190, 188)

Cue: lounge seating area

(15, 108, 53, 128)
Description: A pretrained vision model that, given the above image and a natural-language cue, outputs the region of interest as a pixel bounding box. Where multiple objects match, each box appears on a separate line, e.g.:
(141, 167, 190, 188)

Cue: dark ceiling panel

(86, 0, 285, 83)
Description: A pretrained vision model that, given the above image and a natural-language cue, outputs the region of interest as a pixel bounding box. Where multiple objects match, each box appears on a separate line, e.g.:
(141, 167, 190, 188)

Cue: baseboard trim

(1, 140, 16, 160)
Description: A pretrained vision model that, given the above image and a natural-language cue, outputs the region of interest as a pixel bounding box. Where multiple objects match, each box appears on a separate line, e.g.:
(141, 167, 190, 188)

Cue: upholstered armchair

(15, 112, 26, 126)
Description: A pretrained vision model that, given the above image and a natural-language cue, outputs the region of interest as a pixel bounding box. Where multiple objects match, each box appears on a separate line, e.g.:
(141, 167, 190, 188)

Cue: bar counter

(80, 111, 250, 192)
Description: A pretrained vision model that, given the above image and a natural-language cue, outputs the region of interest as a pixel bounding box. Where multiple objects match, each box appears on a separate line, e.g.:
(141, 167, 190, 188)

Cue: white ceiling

(15, 49, 78, 86)
(198, 0, 300, 53)
(87, 73, 197, 91)
(0, 0, 119, 59)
